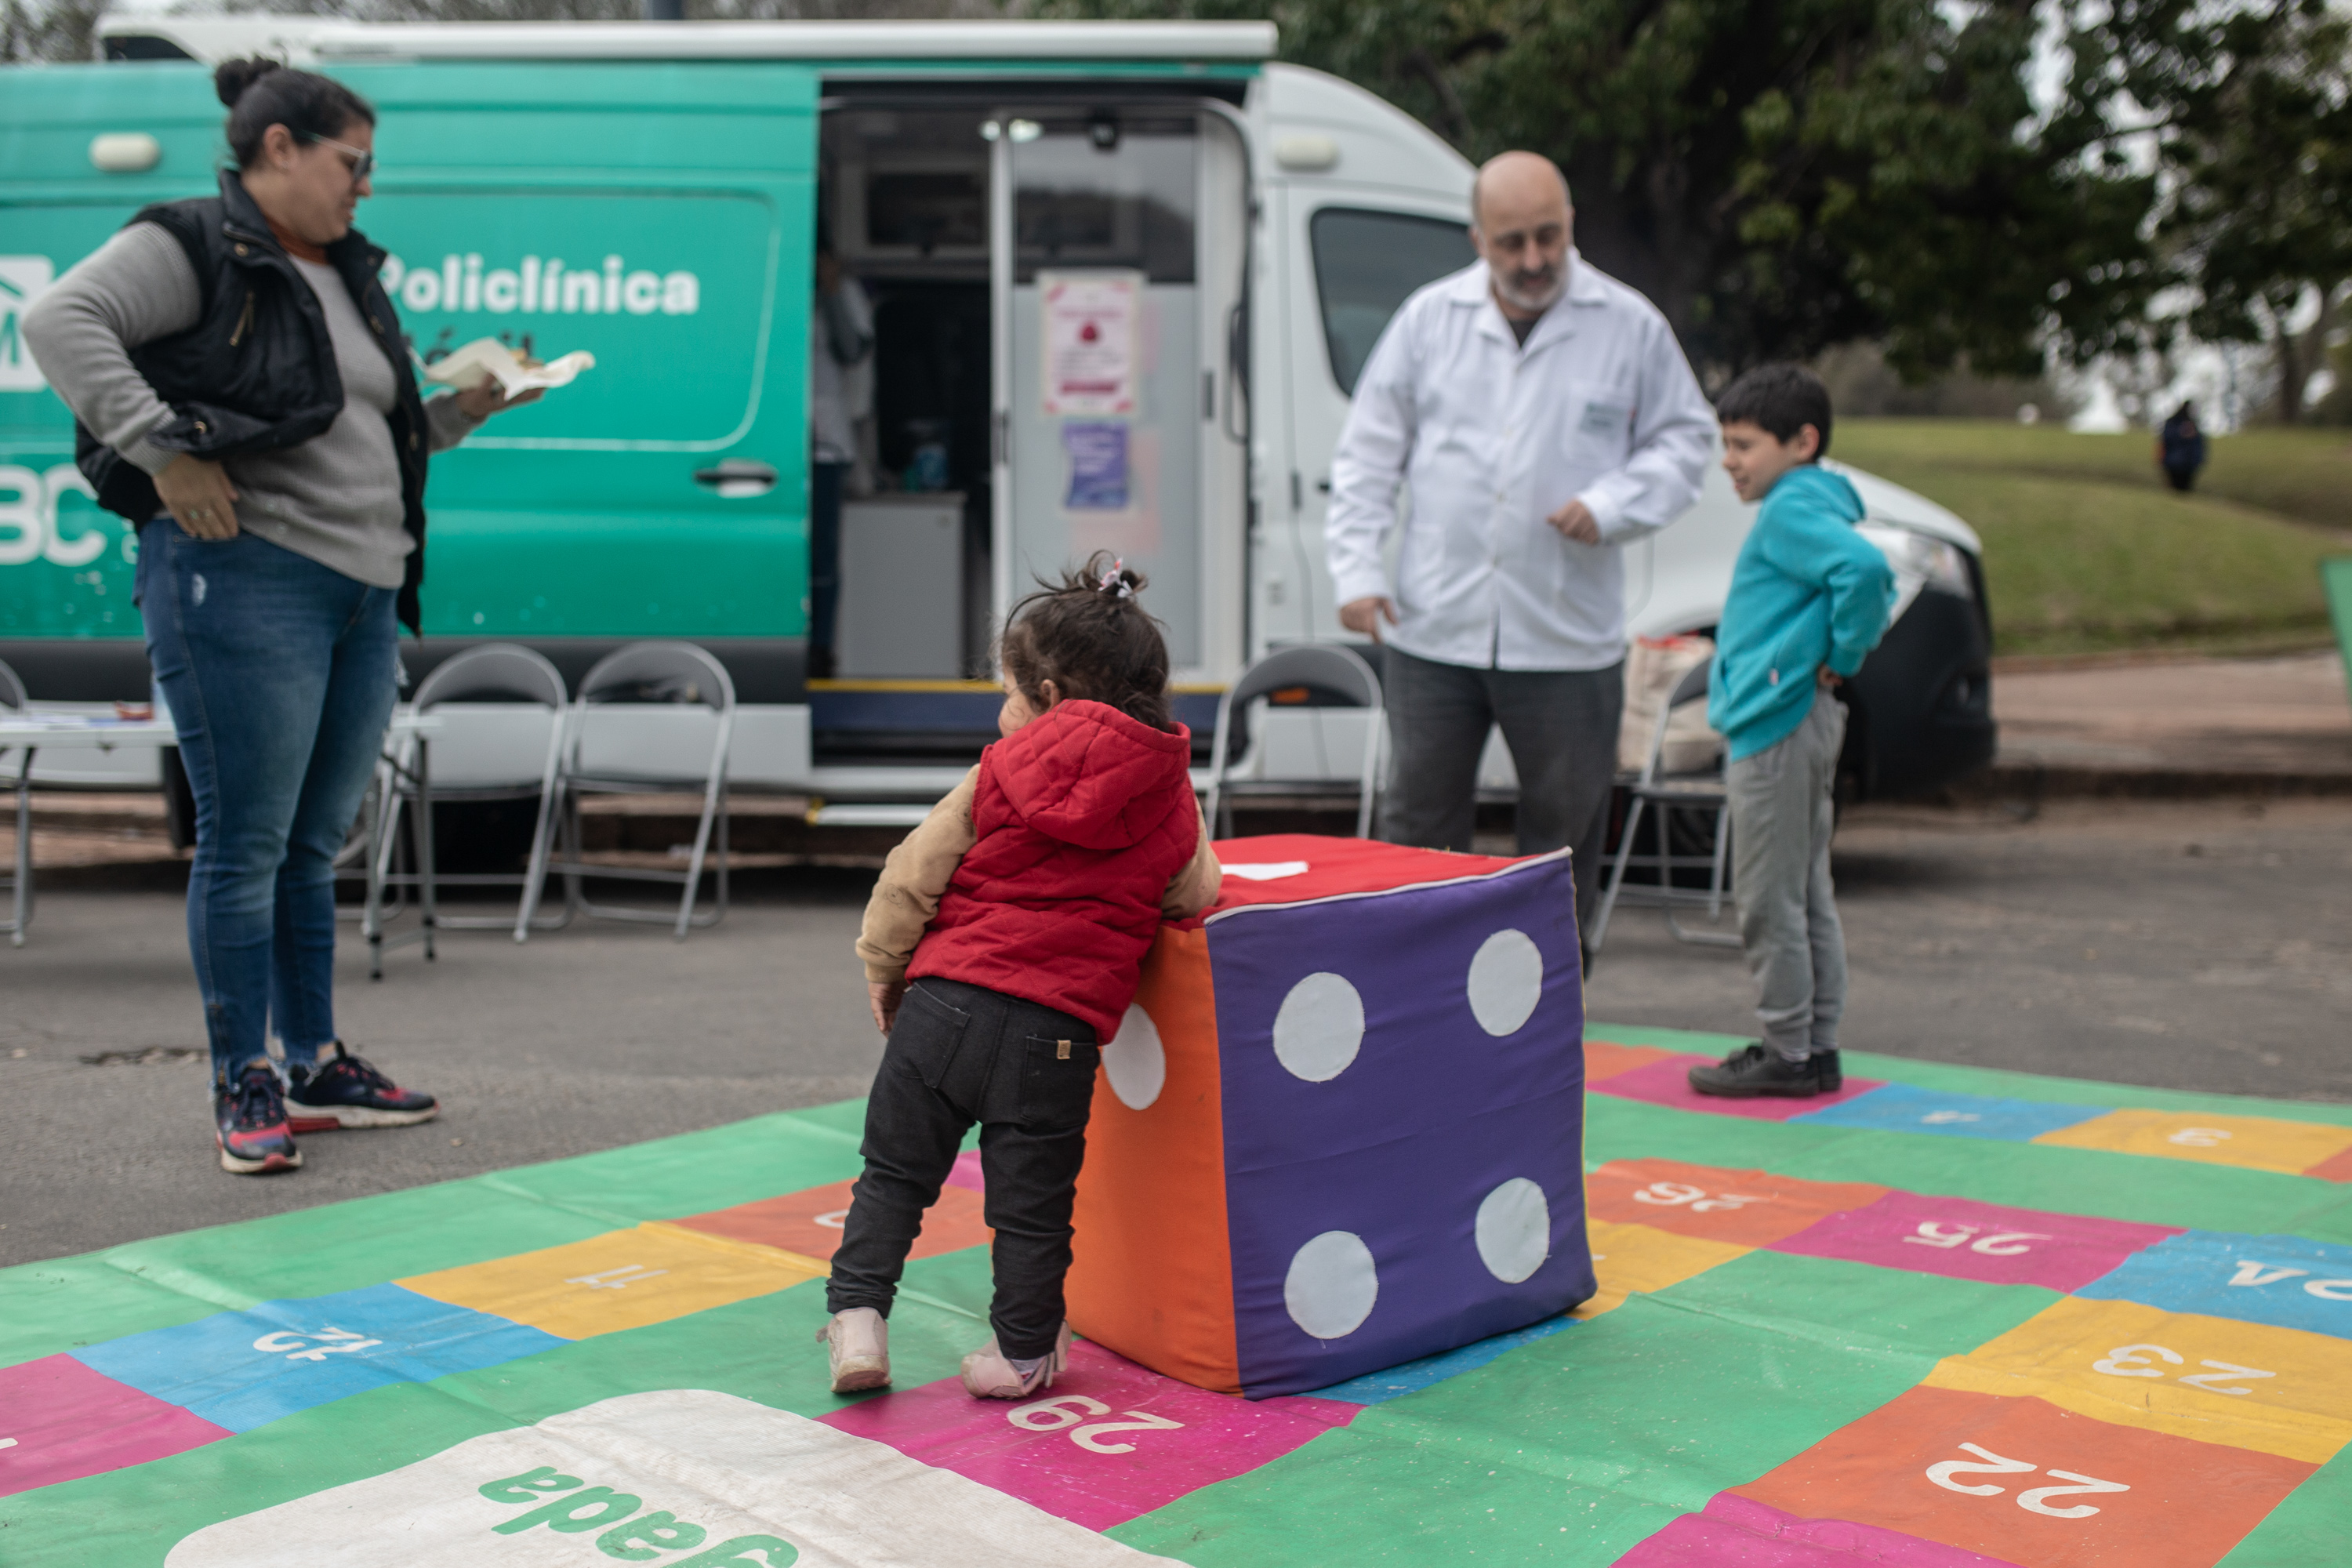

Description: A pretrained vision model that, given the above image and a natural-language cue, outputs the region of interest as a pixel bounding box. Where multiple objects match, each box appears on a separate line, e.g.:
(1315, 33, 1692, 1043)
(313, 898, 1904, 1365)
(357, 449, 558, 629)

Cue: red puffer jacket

(907, 699, 1198, 1039)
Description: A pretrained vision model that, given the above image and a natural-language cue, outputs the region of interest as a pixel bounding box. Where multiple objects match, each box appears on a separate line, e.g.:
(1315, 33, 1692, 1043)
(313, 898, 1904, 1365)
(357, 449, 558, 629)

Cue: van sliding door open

(992, 104, 1247, 688)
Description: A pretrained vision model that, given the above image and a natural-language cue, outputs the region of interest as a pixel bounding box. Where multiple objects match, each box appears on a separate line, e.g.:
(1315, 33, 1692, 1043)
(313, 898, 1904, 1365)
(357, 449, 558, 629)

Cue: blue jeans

(136, 523, 399, 1085)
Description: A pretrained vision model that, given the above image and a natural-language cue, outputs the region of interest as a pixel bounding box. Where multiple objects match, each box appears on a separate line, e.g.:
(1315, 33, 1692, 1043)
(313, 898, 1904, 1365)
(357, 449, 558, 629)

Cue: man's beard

(1494, 263, 1566, 315)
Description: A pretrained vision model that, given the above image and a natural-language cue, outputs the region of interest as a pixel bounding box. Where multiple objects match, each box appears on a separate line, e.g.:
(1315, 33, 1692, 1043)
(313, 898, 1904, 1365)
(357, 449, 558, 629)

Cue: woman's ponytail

(214, 57, 376, 170)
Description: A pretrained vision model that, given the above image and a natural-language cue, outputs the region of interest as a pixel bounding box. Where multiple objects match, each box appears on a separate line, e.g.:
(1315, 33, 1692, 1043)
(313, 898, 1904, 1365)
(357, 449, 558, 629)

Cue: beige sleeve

(1160, 799, 1223, 919)
(855, 766, 980, 985)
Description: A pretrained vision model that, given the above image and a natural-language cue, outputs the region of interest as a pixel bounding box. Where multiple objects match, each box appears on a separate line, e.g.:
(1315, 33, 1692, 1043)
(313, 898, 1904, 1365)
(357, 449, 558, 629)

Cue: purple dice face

(1206, 855, 1594, 1397)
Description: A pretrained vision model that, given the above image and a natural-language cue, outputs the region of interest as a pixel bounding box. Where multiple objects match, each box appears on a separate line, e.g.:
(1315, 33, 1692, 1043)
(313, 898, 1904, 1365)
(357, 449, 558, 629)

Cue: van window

(1309, 208, 1476, 394)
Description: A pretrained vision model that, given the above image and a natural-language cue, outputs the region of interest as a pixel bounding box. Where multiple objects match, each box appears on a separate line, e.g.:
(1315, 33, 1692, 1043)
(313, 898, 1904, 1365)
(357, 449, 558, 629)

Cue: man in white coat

(1327, 151, 1715, 941)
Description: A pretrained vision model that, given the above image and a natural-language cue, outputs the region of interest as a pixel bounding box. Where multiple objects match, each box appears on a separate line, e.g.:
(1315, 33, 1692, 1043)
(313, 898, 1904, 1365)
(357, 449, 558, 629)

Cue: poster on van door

(1040, 270, 1139, 418)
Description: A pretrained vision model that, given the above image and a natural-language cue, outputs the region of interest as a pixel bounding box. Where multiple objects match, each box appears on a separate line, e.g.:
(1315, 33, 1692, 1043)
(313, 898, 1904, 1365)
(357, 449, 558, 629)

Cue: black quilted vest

(78, 169, 431, 632)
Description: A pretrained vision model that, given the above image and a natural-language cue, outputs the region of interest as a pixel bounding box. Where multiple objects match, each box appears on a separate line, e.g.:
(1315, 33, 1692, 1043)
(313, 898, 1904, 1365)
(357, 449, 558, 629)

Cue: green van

(0, 18, 1995, 808)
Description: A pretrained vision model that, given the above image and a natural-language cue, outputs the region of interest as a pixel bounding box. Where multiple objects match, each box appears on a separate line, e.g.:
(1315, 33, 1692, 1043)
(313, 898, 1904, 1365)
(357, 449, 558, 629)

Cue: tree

(2118, 0, 2352, 423)
(1041, 0, 2166, 382)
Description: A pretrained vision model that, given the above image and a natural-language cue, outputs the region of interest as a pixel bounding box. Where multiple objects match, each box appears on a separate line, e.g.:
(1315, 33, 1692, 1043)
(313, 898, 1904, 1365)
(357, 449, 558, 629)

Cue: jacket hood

(989, 700, 1195, 851)
(1771, 463, 1864, 519)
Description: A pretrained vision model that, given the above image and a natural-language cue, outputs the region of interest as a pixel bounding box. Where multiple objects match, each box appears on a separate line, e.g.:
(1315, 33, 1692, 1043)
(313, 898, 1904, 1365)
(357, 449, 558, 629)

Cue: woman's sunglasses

(298, 132, 376, 183)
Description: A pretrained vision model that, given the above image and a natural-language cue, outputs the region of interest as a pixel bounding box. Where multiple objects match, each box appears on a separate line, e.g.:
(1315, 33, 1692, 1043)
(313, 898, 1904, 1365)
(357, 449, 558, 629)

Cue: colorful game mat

(7, 1022, 2352, 1566)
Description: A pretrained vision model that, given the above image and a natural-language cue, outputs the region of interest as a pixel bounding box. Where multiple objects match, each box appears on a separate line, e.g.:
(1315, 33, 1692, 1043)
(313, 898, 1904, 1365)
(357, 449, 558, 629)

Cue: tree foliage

(2118, 0, 2352, 421)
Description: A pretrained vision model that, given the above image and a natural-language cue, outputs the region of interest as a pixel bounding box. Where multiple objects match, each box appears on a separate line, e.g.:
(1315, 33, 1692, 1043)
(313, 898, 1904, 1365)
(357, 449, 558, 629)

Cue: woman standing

(24, 60, 536, 1174)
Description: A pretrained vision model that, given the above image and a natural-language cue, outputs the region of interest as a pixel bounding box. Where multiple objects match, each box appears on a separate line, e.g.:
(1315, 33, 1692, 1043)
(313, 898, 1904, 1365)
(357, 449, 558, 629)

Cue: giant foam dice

(1067, 834, 1595, 1397)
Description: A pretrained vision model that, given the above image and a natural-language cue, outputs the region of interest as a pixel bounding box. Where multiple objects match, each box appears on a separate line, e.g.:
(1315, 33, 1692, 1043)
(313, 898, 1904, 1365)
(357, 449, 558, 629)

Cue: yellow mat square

(1923, 1294, 2352, 1464)
(399, 1221, 826, 1341)
(1574, 1219, 1751, 1319)
(2030, 1107, 2352, 1175)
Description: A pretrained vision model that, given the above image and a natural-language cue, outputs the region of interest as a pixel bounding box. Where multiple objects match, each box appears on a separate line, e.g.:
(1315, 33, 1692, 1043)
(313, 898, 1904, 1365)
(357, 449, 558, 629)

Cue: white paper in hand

(423, 337, 596, 395)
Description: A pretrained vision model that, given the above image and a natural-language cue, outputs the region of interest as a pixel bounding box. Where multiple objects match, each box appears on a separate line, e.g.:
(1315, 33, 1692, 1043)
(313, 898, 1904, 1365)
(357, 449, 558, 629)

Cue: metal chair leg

(9, 757, 33, 947)
(1586, 793, 1645, 957)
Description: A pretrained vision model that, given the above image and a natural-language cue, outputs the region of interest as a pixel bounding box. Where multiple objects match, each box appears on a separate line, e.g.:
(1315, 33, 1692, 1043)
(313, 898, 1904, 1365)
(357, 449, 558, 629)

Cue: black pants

(1378, 646, 1624, 938)
(826, 977, 1102, 1359)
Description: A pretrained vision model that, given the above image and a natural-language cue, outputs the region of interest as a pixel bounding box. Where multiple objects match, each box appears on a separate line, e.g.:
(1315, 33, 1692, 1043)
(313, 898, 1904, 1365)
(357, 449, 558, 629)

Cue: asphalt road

(3, 797, 2348, 1269)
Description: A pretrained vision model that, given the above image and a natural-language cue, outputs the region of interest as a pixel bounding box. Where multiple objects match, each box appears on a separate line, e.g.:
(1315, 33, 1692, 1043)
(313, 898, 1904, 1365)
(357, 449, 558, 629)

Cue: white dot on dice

(1105, 1004, 1167, 1110)
(1466, 928, 1544, 1036)
(1475, 1178, 1552, 1283)
(1272, 971, 1366, 1083)
(1285, 1229, 1380, 1339)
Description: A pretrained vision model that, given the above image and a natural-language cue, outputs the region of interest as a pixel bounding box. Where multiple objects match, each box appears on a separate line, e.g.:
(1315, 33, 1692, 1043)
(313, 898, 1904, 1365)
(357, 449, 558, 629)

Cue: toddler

(818, 554, 1220, 1398)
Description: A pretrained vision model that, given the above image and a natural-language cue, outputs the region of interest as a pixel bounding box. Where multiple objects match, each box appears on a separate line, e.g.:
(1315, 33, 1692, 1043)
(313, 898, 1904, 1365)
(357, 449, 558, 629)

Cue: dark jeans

(1379, 645, 1624, 939)
(808, 459, 848, 662)
(136, 523, 398, 1085)
(828, 977, 1102, 1360)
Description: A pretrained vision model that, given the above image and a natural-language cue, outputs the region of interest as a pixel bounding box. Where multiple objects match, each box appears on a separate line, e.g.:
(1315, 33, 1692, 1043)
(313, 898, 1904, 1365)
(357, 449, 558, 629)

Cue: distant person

(1688, 365, 1896, 1100)
(1326, 150, 1715, 940)
(23, 60, 539, 1172)
(2158, 401, 2205, 492)
(807, 244, 873, 681)
(820, 556, 1220, 1399)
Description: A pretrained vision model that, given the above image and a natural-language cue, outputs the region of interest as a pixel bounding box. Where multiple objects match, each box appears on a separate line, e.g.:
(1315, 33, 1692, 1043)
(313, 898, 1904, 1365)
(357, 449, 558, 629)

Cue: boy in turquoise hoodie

(1689, 365, 1896, 1098)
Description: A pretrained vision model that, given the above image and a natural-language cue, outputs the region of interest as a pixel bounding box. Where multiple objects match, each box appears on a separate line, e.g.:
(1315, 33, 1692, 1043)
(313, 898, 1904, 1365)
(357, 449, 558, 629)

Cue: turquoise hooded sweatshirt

(1706, 465, 1897, 761)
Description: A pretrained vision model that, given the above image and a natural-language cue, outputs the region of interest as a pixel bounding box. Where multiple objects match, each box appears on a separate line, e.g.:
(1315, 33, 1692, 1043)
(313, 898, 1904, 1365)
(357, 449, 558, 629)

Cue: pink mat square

(0, 1353, 230, 1497)
(945, 1149, 986, 1192)
(818, 1338, 1356, 1530)
(1592, 1054, 1886, 1121)
(1767, 1190, 2182, 1292)
(1612, 1494, 2026, 1566)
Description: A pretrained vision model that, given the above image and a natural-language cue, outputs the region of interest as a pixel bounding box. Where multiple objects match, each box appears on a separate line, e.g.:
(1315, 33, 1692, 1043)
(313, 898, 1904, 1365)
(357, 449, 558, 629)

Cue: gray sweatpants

(1377, 646, 1624, 940)
(1726, 689, 1848, 1062)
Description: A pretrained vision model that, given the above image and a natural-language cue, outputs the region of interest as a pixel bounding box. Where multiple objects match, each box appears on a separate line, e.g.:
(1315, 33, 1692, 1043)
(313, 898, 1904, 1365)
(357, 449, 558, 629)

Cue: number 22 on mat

(1007, 1395, 1186, 1454)
(1926, 1443, 2130, 1519)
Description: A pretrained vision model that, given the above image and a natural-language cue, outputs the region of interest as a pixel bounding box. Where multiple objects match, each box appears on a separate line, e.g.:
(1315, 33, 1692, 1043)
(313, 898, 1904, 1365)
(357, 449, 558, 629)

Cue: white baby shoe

(817, 1307, 891, 1394)
(960, 1320, 1072, 1399)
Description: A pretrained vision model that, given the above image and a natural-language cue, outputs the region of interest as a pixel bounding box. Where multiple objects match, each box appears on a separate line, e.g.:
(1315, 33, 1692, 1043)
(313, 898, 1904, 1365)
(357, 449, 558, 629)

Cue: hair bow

(1099, 560, 1135, 601)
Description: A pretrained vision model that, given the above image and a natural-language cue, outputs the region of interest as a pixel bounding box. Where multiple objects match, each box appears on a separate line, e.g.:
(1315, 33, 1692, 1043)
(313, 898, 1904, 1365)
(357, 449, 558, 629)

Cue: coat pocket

(1018, 1033, 1102, 1130)
(889, 983, 971, 1089)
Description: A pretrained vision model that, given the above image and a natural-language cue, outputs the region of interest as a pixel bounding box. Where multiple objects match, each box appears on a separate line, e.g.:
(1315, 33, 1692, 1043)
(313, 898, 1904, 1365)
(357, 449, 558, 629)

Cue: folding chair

(0, 658, 30, 946)
(549, 641, 734, 939)
(1587, 659, 1740, 956)
(1205, 644, 1384, 839)
(365, 644, 570, 978)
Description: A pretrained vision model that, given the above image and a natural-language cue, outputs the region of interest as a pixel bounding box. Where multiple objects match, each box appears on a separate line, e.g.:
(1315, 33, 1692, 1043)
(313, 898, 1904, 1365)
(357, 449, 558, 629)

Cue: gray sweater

(23, 222, 481, 590)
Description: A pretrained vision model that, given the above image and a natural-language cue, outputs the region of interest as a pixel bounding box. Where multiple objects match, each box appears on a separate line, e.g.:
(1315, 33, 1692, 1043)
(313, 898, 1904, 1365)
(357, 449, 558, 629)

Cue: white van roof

(96, 16, 1278, 67)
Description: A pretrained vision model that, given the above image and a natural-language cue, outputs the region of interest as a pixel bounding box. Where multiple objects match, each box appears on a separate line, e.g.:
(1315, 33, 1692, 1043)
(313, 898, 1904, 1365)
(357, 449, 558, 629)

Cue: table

(0, 712, 439, 947)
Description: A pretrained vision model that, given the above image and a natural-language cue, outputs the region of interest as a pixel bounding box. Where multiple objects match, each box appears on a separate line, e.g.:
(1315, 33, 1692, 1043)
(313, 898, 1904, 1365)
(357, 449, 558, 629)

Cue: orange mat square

(1735, 1384, 2315, 1567)
(673, 1178, 991, 1263)
(1584, 1040, 1679, 1083)
(1585, 1158, 1886, 1248)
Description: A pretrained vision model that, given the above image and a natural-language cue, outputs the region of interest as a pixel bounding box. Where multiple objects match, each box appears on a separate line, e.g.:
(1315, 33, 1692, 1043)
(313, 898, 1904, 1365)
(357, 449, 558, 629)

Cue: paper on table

(421, 337, 595, 395)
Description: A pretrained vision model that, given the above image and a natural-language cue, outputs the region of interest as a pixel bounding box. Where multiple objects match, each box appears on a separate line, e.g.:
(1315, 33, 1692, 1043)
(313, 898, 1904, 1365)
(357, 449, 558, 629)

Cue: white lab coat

(1326, 253, 1716, 671)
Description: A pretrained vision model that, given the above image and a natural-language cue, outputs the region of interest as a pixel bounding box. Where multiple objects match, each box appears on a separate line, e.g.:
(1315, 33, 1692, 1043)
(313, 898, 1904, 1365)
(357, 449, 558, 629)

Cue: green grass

(1836, 419, 2350, 657)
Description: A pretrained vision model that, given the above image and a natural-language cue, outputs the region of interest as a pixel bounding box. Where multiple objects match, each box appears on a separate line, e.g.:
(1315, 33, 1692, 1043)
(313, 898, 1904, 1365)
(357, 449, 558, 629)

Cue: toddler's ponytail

(998, 551, 1175, 732)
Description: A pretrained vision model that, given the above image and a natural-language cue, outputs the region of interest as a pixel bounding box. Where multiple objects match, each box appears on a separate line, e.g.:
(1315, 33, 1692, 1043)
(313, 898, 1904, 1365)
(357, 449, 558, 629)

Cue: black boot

(1813, 1049, 1842, 1094)
(1688, 1043, 1820, 1099)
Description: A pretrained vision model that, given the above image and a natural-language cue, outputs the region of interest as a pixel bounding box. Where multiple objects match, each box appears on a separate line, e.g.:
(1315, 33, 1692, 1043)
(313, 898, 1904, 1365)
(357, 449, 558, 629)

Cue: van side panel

(0, 62, 817, 650)
(0, 67, 224, 640)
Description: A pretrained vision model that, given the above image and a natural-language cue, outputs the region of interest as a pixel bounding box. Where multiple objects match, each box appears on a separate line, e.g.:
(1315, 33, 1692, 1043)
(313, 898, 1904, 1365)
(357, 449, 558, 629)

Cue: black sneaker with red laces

(216, 1062, 303, 1174)
(284, 1042, 439, 1132)
(1687, 1043, 1821, 1099)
